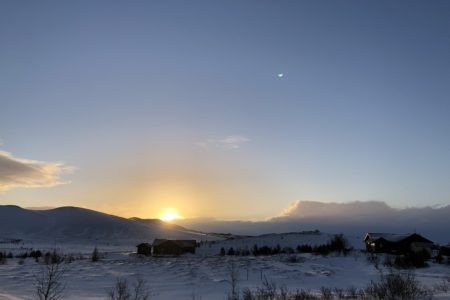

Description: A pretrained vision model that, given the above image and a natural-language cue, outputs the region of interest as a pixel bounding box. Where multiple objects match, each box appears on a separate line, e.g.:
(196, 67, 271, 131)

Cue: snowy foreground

(1, 233, 450, 299)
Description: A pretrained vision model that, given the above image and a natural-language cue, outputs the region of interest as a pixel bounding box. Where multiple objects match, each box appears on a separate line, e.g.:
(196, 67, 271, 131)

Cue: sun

(159, 208, 183, 222)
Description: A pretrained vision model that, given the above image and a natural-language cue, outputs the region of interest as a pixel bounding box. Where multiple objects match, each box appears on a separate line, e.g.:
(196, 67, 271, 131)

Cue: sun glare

(159, 208, 183, 222)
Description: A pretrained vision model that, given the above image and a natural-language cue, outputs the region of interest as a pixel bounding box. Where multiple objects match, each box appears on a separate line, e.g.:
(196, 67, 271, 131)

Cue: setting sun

(159, 208, 183, 222)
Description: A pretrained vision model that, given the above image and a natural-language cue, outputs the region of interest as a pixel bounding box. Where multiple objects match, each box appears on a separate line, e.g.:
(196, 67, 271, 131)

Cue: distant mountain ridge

(0, 205, 214, 244)
(3, 201, 450, 245)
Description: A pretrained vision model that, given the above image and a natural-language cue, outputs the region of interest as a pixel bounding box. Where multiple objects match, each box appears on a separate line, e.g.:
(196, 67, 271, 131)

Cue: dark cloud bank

(178, 201, 450, 244)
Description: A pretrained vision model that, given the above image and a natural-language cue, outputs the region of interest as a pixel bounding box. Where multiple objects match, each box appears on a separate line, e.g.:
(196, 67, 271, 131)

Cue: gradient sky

(1, 0, 450, 220)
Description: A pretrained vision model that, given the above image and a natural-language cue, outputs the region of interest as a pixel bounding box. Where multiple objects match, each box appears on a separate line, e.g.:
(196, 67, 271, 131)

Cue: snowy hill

(0, 205, 216, 244)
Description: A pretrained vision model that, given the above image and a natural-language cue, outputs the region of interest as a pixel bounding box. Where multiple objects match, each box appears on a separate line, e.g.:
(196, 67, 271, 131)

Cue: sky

(1, 0, 450, 220)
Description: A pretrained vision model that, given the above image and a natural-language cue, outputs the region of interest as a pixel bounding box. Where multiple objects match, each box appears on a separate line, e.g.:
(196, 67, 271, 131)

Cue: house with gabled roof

(364, 233, 433, 255)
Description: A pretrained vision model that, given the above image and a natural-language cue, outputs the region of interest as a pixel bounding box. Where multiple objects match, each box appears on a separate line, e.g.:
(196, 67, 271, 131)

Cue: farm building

(136, 243, 152, 256)
(152, 239, 197, 255)
(364, 233, 434, 255)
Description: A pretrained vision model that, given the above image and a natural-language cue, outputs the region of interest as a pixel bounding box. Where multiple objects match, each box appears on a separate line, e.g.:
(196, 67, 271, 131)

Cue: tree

(227, 260, 240, 300)
(91, 247, 99, 262)
(34, 254, 66, 300)
(0, 252, 6, 264)
(227, 247, 235, 256)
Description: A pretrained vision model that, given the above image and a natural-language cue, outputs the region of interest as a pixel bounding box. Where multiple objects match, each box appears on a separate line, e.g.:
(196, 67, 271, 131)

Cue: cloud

(198, 135, 250, 149)
(274, 200, 394, 219)
(178, 200, 450, 244)
(0, 150, 74, 191)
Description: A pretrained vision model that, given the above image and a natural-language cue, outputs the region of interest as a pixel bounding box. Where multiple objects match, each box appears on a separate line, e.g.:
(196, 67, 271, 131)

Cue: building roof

(364, 233, 433, 244)
(365, 233, 411, 242)
(152, 239, 196, 248)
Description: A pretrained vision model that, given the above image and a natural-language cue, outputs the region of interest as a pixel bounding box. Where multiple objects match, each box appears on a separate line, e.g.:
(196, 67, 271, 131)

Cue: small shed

(136, 243, 152, 256)
(152, 239, 196, 255)
(364, 233, 434, 255)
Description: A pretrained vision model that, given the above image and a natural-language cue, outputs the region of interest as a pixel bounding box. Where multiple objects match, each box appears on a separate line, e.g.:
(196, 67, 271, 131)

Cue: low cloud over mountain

(179, 201, 450, 244)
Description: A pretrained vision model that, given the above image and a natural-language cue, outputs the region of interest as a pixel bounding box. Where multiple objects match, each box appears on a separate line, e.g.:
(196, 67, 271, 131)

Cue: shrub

(328, 234, 349, 253)
(286, 255, 304, 263)
(435, 251, 444, 264)
(312, 244, 331, 256)
(433, 277, 450, 293)
(345, 286, 358, 299)
(291, 289, 319, 299)
(241, 249, 251, 256)
(91, 247, 99, 262)
(227, 247, 235, 256)
(107, 277, 150, 300)
(297, 244, 313, 253)
(30, 250, 42, 262)
(320, 287, 332, 300)
(367, 253, 380, 269)
(16, 252, 28, 259)
(365, 270, 431, 300)
(0, 252, 6, 264)
(283, 247, 294, 254)
(392, 251, 429, 269)
(44, 250, 64, 265)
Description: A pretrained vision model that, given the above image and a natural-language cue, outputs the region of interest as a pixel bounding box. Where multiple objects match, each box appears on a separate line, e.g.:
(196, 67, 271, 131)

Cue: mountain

(0, 205, 215, 244)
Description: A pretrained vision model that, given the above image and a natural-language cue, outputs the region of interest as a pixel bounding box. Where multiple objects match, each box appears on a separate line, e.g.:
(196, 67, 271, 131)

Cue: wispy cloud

(198, 135, 250, 149)
(0, 150, 74, 191)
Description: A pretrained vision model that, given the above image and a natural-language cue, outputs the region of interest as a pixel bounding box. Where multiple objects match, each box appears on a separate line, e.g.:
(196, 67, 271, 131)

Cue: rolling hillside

(0, 205, 216, 244)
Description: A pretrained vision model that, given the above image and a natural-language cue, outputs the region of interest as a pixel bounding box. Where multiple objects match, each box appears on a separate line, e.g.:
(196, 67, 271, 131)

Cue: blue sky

(1, 1, 450, 219)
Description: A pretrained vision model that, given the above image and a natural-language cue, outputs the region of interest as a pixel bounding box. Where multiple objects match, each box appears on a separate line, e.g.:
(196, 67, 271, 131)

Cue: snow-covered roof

(364, 233, 413, 243)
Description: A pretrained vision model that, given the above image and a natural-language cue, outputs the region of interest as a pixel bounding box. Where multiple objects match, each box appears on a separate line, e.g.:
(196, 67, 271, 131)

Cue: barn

(152, 239, 197, 255)
(136, 243, 152, 256)
(364, 233, 434, 255)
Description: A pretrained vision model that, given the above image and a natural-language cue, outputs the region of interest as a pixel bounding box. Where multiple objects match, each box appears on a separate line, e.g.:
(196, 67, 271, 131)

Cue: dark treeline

(220, 234, 350, 257)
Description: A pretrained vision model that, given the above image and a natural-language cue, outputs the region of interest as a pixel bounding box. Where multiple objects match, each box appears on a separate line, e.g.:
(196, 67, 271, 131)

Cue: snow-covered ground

(0, 233, 449, 299)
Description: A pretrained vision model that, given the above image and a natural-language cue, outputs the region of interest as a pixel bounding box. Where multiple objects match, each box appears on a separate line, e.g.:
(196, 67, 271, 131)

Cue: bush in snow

(227, 247, 236, 256)
(0, 252, 7, 264)
(384, 251, 429, 269)
(91, 247, 99, 262)
(297, 244, 313, 253)
(44, 250, 64, 265)
(30, 250, 42, 262)
(107, 277, 150, 300)
(432, 276, 450, 294)
(365, 270, 431, 300)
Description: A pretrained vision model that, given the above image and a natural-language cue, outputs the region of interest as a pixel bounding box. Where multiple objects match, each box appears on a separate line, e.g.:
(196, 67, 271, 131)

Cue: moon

(277, 73, 284, 78)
